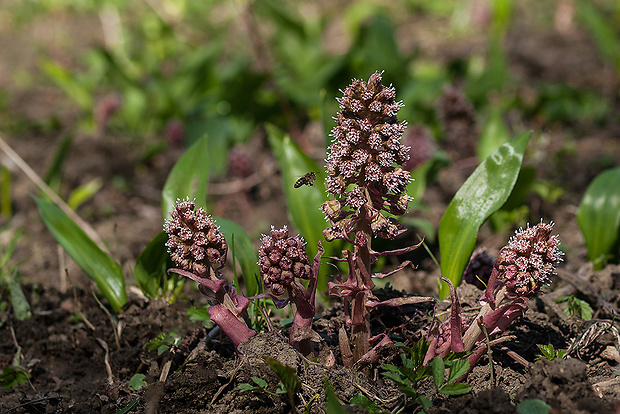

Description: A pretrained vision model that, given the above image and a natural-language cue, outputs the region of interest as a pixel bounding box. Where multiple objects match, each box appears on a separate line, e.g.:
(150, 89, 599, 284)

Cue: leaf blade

(35, 197, 126, 313)
(133, 231, 172, 298)
(438, 132, 531, 298)
(576, 167, 620, 269)
(161, 134, 210, 219)
(213, 217, 260, 296)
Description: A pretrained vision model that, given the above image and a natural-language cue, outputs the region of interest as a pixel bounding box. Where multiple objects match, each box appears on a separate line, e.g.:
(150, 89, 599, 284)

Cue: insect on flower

(294, 172, 318, 188)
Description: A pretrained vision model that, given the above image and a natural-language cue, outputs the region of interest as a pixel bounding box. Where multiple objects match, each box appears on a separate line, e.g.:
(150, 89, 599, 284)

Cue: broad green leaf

(128, 374, 147, 391)
(133, 231, 172, 298)
(213, 217, 260, 296)
(446, 359, 470, 383)
(430, 357, 445, 389)
(265, 124, 329, 284)
(35, 197, 126, 313)
(438, 382, 472, 395)
(161, 134, 210, 220)
(576, 167, 620, 270)
(438, 132, 531, 298)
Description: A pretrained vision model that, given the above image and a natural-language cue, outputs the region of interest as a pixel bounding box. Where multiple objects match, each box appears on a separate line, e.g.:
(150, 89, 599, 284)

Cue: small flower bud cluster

(258, 226, 312, 296)
(322, 71, 411, 241)
(164, 198, 228, 276)
(494, 222, 563, 299)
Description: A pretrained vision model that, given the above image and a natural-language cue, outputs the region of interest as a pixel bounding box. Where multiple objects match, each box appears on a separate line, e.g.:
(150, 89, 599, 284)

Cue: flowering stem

(351, 213, 372, 362)
(462, 286, 506, 350)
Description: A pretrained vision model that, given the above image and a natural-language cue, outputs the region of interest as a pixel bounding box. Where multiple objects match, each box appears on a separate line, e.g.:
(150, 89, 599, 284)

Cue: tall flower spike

(164, 198, 228, 276)
(323, 71, 410, 242)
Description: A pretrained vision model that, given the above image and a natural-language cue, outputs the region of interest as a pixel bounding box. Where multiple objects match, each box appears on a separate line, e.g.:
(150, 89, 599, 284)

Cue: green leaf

(430, 357, 445, 389)
(35, 197, 126, 313)
(438, 382, 472, 395)
(577, 1, 620, 72)
(517, 399, 551, 414)
(0, 366, 29, 389)
(133, 231, 172, 298)
(213, 217, 260, 296)
(536, 344, 555, 360)
(251, 377, 268, 388)
(67, 178, 103, 210)
(114, 396, 140, 414)
(324, 378, 347, 414)
(477, 106, 511, 161)
(349, 393, 381, 413)
(187, 306, 212, 327)
(8, 271, 31, 321)
(438, 131, 531, 298)
(446, 359, 470, 383)
(265, 124, 330, 288)
(41, 59, 92, 109)
(161, 134, 210, 220)
(381, 371, 408, 387)
(264, 357, 300, 396)
(576, 167, 620, 270)
(234, 383, 259, 392)
(43, 134, 74, 193)
(128, 374, 147, 391)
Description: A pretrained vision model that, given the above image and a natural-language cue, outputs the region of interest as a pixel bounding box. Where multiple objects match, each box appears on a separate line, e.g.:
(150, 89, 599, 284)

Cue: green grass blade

(576, 167, 620, 269)
(67, 178, 103, 210)
(161, 134, 210, 220)
(35, 197, 126, 313)
(43, 134, 74, 193)
(438, 131, 531, 298)
(213, 217, 260, 296)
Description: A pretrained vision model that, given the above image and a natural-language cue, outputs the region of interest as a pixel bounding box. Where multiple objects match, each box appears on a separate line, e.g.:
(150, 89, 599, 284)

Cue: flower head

(164, 198, 228, 275)
(258, 226, 312, 296)
(324, 71, 411, 241)
(494, 222, 562, 299)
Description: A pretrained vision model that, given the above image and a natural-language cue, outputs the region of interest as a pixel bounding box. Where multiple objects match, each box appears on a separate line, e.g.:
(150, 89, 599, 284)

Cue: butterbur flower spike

(322, 71, 431, 366)
(258, 226, 320, 356)
(426, 221, 562, 378)
(164, 198, 255, 349)
(482, 221, 563, 304)
(164, 198, 228, 276)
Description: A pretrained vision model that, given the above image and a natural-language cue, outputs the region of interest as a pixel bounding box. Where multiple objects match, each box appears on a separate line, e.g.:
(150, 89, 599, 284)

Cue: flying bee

(294, 172, 318, 188)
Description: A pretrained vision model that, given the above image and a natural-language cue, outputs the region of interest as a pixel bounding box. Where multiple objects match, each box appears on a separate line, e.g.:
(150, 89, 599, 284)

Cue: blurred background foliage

(1, 0, 619, 281)
(2, 0, 617, 169)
